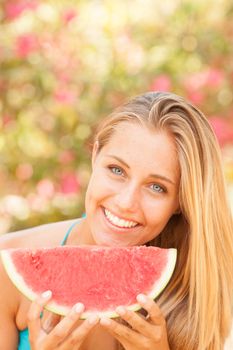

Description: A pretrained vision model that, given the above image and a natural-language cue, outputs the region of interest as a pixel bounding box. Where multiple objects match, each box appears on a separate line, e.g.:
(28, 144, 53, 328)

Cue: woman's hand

(100, 294, 170, 350)
(27, 291, 99, 350)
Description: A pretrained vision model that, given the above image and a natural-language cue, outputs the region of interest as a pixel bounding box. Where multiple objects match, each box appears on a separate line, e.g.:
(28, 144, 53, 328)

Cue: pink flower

(184, 68, 224, 91)
(36, 179, 55, 199)
(59, 173, 80, 195)
(27, 193, 49, 212)
(55, 71, 71, 84)
(206, 68, 224, 88)
(150, 75, 171, 92)
(2, 114, 14, 127)
(187, 91, 204, 105)
(58, 151, 76, 165)
(4, 1, 38, 21)
(15, 163, 33, 181)
(209, 117, 233, 146)
(16, 34, 39, 58)
(62, 8, 78, 24)
(184, 71, 207, 91)
(54, 86, 76, 105)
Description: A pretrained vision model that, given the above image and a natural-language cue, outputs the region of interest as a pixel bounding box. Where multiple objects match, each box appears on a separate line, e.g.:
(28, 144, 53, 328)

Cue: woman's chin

(91, 231, 139, 247)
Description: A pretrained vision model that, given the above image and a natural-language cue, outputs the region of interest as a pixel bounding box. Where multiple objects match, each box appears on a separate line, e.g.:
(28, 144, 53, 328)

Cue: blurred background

(0, 0, 233, 234)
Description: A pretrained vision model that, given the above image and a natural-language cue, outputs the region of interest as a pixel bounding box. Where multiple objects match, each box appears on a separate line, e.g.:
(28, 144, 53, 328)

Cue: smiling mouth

(103, 208, 139, 229)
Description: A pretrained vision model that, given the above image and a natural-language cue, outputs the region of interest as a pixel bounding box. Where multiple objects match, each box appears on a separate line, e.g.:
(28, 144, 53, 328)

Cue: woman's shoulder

(0, 218, 81, 337)
(0, 245, 21, 336)
(0, 218, 79, 249)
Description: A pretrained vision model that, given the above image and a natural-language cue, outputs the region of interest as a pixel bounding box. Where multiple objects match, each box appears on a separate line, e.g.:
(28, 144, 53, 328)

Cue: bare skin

(0, 221, 117, 350)
(0, 221, 169, 350)
(0, 124, 177, 349)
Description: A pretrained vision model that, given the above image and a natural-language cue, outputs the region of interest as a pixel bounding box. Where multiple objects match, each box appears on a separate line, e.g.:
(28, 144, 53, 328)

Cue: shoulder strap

(60, 220, 80, 246)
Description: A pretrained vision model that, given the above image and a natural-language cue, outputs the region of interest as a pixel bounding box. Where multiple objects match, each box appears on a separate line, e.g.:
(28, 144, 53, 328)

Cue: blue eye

(150, 184, 165, 193)
(110, 166, 123, 176)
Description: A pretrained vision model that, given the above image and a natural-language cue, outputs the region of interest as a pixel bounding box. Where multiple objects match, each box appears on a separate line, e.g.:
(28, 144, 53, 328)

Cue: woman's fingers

(136, 294, 166, 326)
(115, 306, 156, 338)
(100, 295, 166, 343)
(58, 315, 99, 350)
(28, 293, 164, 349)
(27, 291, 100, 349)
(41, 311, 61, 334)
(27, 290, 53, 340)
(100, 317, 143, 344)
(100, 296, 169, 350)
(46, 303, 85, 345)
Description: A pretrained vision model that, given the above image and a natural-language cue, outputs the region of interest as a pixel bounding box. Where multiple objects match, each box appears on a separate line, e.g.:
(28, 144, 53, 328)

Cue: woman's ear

(91, 141, 99, 168)
(174, 207, 181, 215)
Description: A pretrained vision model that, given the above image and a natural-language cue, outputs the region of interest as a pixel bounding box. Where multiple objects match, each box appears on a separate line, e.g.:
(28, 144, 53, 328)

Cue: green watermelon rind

(0, 248, 177, 319)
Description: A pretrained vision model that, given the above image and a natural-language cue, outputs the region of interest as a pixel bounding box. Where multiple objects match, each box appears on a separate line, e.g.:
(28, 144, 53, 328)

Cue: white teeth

(104, 209, 138, 228)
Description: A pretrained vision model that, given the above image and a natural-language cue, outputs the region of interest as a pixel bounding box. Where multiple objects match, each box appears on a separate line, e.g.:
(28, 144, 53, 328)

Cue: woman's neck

(66, 218, 96, 246)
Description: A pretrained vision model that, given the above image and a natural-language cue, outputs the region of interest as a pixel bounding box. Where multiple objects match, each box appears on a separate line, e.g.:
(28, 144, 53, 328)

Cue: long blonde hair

(94, 92, 233, 349)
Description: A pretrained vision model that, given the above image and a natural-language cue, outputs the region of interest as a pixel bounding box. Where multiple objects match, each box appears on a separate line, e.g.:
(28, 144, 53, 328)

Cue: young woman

(0, 92, 232, 350)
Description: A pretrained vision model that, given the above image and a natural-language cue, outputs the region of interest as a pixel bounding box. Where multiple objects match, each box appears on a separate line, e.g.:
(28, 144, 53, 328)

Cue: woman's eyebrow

(149, 173, 175, 185)
(105, 155, 176, 185)
(106, 155, 130, 168)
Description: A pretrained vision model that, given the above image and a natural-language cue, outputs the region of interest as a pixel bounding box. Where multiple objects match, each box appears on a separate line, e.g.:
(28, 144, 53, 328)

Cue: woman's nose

(114, 184, 140, 212)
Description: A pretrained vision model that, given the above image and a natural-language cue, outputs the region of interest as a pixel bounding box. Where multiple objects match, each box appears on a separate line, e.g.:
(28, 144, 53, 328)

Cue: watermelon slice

(0, 245, 177, 318)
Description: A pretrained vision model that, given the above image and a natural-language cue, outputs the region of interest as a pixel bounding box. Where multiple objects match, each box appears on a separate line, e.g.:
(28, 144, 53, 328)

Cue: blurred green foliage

(0, 0, 233, 233)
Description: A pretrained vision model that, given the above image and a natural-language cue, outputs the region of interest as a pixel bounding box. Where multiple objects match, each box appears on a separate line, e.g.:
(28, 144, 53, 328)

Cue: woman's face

(84, 122, 180, 247)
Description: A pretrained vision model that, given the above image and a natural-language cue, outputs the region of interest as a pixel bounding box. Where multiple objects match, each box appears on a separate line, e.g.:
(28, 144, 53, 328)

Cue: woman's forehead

(106, 121, 174, 151)
(99, 122, 180, 182)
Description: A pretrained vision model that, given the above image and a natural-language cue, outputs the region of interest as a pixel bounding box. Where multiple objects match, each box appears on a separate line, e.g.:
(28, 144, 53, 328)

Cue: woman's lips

(102, 207, 140, 230)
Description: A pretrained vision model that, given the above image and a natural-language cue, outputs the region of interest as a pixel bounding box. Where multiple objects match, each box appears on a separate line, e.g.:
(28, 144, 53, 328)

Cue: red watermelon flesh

(1, 246, 177, 318)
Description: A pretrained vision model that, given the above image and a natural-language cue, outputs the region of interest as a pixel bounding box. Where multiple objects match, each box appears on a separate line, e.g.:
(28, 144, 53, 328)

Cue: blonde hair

(94, 92, 233, 349)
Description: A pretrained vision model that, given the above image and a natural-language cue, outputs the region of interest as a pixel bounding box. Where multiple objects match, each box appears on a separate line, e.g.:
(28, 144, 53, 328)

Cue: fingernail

(74, 303, 84, 313)
(116, 306, 126, 316)
(100, 317, 111, 326)
(88, 314, 99, 325)
(42, 290, 52, 299)
(137, 294, 147, 304)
